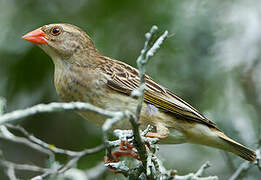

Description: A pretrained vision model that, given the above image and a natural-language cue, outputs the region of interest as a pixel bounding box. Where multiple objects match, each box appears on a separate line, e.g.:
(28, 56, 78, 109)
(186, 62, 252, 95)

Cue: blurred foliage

(0, 0, 260, 179)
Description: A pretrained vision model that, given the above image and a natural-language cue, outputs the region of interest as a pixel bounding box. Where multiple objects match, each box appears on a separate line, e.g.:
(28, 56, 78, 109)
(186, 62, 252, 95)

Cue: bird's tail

(215, 131, 256, 162)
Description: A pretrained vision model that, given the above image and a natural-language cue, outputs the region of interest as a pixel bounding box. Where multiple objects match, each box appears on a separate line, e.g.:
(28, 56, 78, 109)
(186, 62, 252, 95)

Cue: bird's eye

(50, 26, 62, 36)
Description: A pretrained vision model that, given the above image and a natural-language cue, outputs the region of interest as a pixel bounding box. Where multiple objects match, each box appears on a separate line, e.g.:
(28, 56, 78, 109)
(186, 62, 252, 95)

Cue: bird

(22, 23, 256, 162)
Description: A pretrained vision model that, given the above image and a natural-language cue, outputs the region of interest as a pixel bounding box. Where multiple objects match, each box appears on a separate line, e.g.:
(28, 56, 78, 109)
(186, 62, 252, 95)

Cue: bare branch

(135, 26, 168, 118)
(30, 145, 105, 180)
(229, 161, 251, 180)
(0, 159, 51, 173)
(195, 162, 211, 177)
(0, 102, 124, 125)
(85, 162, 107, 180)
(0, 125, 53, 156)
(0, 97, 6, 115)
(0, 121, 105, 180)
(229, 146, 261, 180)
(175, 162, 218, 180)
(6, 165, 17, 180)
(130, 25, 169, 174)
(5, 123, 103, 157)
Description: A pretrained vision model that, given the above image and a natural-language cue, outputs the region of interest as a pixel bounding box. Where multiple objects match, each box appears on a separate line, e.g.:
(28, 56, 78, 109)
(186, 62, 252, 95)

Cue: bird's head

(22, 23, 99, 65)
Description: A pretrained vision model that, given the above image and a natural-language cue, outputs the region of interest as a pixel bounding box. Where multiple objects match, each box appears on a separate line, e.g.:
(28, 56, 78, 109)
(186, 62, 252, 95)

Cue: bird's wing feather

(99, 57, 217, 128)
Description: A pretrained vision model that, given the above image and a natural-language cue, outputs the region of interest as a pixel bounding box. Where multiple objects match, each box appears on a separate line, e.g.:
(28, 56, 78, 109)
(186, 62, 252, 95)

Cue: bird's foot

(104, 140, 139, 173)
(115, 140, 139, 160)
(146, 131, 169, 139)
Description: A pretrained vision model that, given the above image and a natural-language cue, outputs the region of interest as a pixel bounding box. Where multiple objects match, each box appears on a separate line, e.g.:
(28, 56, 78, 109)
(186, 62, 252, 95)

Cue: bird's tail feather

(216, 131, 256, 162)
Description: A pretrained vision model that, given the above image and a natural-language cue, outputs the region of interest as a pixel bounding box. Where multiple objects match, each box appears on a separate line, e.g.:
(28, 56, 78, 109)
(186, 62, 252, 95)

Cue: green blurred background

(0, 0, 260, 179)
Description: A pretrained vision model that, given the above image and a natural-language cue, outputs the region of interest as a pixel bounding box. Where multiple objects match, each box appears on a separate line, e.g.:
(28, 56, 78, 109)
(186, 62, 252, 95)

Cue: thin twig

(0, 159, 51, 173)
(30, 144, 105, 180)
(5, 124, 98, 157)
(129, 115, 147, 166)
(0, 125, 53, 157)
(0, 123, 105, 180)
(86, 162, 107, 180)
(5, 165, 17, 180)
(0, 102, 124, 125)
(229, 146, 261, 180)
(0, 97, 6, 115)
(131, 25, 169, 174)
(135, 26, 168, 118)
(229, 162, 250, 180)
(175, 162, 218, 180)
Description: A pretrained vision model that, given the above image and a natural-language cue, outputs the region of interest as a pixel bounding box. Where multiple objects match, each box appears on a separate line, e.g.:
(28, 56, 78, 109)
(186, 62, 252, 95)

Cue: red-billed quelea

(22, 23, 256, 162)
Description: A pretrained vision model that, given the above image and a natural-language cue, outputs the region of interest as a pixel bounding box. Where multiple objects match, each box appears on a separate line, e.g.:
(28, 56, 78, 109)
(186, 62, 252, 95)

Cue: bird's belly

(56, 78, 197, 144)
(55, 70, 196, 142)
(76, 90, 172, 130)
(161, 129, 187, 144)
(162, 120, 219, 146)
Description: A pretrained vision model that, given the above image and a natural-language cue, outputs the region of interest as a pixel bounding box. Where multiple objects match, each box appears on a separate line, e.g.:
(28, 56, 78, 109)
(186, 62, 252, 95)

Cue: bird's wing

(99, 57, 217, 128)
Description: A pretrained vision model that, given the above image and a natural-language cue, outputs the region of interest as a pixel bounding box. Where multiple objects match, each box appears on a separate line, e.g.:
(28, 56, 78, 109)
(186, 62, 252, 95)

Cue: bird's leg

(104, 141, 139, 163)
(145, 123, 169, 139)
(112, 140, 139, 160)
(104, 140, 139, 173)
(119, 140, 129, 150)
(146, 132, 169, 139)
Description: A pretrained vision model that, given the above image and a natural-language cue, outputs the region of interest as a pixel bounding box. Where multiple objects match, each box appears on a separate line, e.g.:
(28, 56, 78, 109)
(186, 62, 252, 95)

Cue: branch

(0, 122, 105, 180)
(53, 163, 107, 180)
(5, 165, 17, 180)
(0, 102, 124, 125)
(175, 162, 218, 180)
(228, 161, 251, 180)
(228, 59, 261, 179)
(85, 162, 107, 180)
(4, 124, 85, 156)
(130, 25, 168, 173)
(134, 26, 168, 118)
(30, 145, 105, 180)
(0, 160, 51, 173)
(229, 146, 261, 180)
(0, 125, 54, 157)
(0, 97, 6, 115)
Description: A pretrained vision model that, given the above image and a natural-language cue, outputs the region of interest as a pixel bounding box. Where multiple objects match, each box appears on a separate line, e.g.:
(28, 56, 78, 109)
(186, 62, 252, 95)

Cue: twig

(0, 97, 6, 115)
(5, 165, 17, 180)
(0, 102, 124, 125)
(256, 148, 261, 171)
(229, 146, 261, 180)
(0, 125, 54, 157)
(5, 124, 97, 157)
(0, 123, 105, 180)
(86, 162, 107, 180)
(128, 162, 145, 180)
(175, 162, 218, 180)
(229, 161, 250, 180)
(102, 111, 130, 161)
(30, 144, 105, 180)
(131, 25, 168, 174)
(135, 26, 168, 118)
(129, 114, 147, 166)
(0, 159, 51, 173)
(57, 163, 107, 180)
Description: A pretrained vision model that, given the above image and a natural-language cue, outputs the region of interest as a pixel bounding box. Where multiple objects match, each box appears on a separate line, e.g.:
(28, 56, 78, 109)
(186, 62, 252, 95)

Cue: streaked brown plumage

(22, 23, 256, 162)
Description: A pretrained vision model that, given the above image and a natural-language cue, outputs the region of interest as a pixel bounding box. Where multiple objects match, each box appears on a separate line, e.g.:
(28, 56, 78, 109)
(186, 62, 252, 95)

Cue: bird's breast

(54, 65, 109, 108)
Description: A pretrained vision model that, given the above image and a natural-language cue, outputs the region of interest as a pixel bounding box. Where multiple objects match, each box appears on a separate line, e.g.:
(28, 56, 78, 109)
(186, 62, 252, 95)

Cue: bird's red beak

(22, 28, 48, 44)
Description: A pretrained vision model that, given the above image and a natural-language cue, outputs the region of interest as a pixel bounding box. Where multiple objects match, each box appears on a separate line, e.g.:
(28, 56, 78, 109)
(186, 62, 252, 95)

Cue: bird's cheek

(55, 46, 73, 60)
